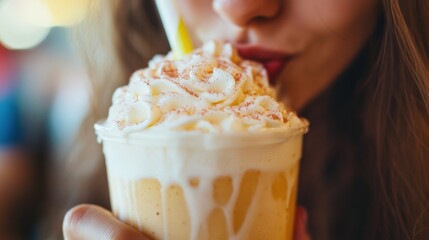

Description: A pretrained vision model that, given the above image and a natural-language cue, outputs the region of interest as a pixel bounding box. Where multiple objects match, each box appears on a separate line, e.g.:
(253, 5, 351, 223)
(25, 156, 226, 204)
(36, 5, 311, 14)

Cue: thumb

(294, 206, 311, 240)
(63, 204, 149, 240)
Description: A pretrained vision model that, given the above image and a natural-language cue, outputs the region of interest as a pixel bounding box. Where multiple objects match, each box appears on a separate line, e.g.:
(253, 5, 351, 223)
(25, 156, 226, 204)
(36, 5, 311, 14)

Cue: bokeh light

(0, 0, 89, 50)
(42, 0, 89, 27)
(0, 0, 51, 50)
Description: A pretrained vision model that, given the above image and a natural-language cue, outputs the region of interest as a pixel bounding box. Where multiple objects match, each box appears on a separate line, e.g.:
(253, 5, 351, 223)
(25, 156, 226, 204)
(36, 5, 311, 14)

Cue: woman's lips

(236, 45, 291, 85)
(262, 60, 285, 85)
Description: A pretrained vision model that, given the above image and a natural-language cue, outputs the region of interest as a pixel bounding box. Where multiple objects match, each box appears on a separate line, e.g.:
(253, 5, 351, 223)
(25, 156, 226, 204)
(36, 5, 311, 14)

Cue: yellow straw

(175, 17, 193, 57)
(155, 0, 194, 58)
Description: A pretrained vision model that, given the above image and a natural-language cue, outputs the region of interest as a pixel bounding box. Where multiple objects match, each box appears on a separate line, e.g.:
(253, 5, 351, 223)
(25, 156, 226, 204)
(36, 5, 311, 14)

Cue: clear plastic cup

(95, 121, 308, 240)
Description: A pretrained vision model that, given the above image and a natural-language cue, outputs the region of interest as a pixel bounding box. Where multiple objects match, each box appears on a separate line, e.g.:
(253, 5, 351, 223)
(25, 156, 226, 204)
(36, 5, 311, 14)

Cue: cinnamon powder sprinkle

(108, 41, 305, 131)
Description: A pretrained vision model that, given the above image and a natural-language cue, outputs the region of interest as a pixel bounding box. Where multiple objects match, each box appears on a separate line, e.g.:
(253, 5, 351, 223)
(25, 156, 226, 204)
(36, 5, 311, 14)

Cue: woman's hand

(63, 204, 149, 240)
(63, 204, 311, 240)
(294, 207, 311, 240)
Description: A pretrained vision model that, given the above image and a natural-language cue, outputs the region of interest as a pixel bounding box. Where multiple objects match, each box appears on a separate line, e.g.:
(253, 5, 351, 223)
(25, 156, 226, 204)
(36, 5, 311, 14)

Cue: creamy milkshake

(95, 41, 308, 240)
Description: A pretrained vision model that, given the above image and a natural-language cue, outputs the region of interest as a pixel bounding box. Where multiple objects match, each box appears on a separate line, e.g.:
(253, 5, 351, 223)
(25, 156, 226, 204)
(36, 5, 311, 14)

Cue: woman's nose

(213, 0, 281, 28)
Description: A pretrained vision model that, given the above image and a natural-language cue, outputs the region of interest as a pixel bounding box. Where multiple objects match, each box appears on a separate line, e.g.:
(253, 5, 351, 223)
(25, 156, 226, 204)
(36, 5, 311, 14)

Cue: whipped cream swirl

(107, 41, 304, 133)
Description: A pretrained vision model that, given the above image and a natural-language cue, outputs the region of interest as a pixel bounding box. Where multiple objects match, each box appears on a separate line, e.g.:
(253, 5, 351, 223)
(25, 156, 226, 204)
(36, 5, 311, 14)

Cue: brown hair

(45, 0, 429, 238)
(367, 0, 429, 238)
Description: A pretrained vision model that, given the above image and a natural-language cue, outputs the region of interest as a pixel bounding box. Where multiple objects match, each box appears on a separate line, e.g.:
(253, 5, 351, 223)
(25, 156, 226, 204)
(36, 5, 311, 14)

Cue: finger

(63, 204, 149, 240)
(294, 207, 311, 240)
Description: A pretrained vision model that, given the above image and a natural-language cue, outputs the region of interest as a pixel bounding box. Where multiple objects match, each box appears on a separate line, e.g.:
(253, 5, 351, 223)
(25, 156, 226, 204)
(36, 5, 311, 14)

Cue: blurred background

(0, 0, 90, 239)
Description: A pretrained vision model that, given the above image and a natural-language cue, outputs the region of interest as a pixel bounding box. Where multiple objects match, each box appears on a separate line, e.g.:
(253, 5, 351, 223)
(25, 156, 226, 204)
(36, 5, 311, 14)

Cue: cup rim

(94, 119, 309, 148)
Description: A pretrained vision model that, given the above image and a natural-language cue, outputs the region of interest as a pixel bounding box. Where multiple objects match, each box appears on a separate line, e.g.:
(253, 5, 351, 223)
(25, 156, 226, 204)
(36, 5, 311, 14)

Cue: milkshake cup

(95, 41, 309, 240)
